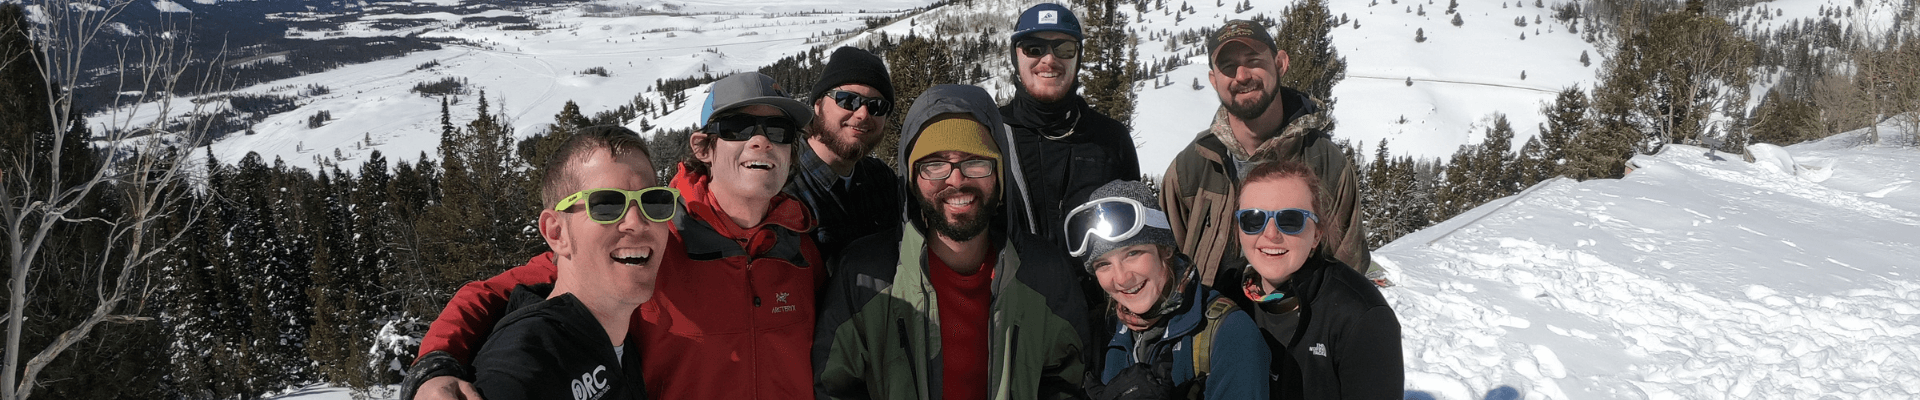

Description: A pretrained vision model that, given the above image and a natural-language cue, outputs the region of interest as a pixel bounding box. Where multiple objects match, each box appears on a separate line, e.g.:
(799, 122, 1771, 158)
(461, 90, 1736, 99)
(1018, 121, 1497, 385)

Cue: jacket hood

(895, 84, 1040, 236)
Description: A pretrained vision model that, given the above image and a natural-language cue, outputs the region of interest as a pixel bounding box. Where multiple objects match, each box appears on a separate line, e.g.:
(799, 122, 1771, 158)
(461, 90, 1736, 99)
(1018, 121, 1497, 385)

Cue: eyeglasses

(826, 90, 892, 117)
(915, 159, 995, 181)
(1235, 208, 1318, 236)
(705, 114, 800, 144)
(1016, 38, 1080, 60)
(555, 187, 682, 224)
(1064, 197, 1172, 257)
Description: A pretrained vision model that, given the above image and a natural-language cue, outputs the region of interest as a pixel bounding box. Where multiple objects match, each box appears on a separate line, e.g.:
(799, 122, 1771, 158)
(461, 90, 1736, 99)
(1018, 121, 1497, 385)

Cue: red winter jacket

(414, 163, 826, 399)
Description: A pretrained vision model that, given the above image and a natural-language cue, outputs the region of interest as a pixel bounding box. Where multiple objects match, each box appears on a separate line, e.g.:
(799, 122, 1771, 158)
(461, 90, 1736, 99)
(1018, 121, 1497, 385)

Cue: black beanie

(809, 47, 895, 107)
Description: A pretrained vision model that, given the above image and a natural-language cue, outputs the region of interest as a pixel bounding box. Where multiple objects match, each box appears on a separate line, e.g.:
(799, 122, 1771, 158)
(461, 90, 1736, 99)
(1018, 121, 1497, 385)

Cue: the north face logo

(571, 365, 610, 400)
(1309, 343, 1327, 357)
(1039, 10, 1058, 24)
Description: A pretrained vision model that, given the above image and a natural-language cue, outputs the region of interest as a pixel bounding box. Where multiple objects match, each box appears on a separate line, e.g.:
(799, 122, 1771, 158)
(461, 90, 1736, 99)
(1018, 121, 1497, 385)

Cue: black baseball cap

(1208, 20, 1279, 70)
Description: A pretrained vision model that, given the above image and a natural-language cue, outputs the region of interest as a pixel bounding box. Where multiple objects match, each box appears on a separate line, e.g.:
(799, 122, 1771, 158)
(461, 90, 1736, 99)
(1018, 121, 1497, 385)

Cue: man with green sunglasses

(407, 73, 828, 400)
(405, 125, 673, 400)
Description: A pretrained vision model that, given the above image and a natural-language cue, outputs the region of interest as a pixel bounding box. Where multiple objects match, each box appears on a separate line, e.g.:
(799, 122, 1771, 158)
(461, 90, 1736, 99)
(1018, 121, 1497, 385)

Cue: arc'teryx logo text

(571, 365, 610, 400)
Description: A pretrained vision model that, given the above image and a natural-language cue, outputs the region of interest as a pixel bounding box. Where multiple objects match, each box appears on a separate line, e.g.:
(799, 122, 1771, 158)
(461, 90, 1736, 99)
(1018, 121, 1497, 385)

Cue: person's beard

(811, 119, 879, 162)
(1222, 83, 1279, 121)
(916, 186, 998, 242)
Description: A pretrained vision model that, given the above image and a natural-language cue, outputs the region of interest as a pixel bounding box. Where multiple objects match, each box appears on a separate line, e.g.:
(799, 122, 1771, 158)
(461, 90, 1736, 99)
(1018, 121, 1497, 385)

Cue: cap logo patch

(1217, 24, 1255, 42)
(1039, 10, 1058, 25)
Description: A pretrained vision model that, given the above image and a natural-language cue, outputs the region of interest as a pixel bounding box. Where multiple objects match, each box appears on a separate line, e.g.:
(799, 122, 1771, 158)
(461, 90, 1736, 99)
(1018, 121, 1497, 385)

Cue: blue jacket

(1098, 282, 1269, 399)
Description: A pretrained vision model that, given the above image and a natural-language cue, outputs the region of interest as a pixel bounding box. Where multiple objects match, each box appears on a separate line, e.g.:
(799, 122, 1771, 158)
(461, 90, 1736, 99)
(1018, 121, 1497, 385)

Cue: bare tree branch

(3, 1, 227, 398)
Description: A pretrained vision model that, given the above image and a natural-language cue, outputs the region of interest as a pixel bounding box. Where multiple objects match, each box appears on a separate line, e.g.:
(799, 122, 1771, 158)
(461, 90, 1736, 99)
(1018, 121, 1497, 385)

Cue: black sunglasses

(827, 90, 892, 117)
(1016, 38, 1080, 60)
(705, 114, 800, 144)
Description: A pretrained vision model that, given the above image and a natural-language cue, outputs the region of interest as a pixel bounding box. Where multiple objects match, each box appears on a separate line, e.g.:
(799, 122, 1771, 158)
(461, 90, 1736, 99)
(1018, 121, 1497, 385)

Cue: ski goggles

(826, 90, 892, 117)
(1235, 208, 1318, 236)
(1016, 38, 1081, 60)
(705, 114, 801, 144)
(554, 187, 682, 224)
(1064, 197, 1171, 257)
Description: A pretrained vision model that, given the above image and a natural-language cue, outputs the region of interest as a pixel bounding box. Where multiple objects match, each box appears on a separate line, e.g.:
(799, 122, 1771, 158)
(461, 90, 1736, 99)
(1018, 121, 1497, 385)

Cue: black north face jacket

(472, 284, 648, 400)
(1218, 257, 1403, 400)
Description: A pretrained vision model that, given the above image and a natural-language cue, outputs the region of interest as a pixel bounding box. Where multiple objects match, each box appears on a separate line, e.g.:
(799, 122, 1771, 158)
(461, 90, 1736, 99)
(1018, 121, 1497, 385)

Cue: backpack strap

(1191, 296, 1241, 378)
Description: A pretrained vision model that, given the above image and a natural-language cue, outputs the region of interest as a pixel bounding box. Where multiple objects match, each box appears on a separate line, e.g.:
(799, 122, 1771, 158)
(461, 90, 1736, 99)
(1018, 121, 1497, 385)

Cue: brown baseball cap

(1208, 20, 1278, 70)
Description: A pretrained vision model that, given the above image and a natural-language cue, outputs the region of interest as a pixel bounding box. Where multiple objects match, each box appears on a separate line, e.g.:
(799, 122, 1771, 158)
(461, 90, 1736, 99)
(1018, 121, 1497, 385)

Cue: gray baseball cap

(699, 72, 813, 127)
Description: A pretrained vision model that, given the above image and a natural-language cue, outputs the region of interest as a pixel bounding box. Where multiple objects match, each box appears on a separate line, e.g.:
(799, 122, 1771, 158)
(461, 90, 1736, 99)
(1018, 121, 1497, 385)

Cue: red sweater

(414, 164, 825, 399)
(929, 252, 996, 400)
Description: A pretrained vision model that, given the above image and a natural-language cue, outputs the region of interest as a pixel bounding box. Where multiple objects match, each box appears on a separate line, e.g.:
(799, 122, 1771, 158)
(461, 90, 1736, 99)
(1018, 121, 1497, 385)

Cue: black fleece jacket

(471, 284, 648, 400)
(1219, 257, 1404, 400)
(998, 90, 1141, 249)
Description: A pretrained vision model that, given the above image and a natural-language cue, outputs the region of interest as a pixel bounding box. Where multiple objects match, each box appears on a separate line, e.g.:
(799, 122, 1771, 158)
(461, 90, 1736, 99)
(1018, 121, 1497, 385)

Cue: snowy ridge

(1380, 122, 1920, 399)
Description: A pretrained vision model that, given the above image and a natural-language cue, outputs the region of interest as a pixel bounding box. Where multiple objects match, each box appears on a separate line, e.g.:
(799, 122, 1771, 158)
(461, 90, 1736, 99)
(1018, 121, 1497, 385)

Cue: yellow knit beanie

(908, 114, 1000, 163)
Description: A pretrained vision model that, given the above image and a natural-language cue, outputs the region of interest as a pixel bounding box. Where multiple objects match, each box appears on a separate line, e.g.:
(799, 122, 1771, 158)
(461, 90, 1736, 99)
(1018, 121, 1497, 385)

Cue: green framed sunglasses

(554, 187, 682, 224)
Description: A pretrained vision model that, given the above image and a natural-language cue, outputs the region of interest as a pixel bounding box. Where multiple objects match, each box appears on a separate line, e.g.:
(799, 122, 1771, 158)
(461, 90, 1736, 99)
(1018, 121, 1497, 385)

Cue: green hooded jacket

(812, 84, 1091, 400)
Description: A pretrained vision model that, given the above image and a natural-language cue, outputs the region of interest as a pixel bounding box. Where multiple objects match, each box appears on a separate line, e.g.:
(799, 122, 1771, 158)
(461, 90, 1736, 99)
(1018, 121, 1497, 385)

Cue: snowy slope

(1379, 121, 1920, 399)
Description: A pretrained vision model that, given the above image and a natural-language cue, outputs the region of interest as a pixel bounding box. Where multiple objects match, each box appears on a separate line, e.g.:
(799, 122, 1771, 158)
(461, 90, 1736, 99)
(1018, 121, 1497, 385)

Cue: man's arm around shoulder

(403, 253, 559, 400)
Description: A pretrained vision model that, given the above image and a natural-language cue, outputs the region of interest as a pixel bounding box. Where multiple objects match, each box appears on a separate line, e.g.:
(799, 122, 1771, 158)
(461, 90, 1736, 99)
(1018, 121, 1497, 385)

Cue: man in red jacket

(403, 72, 825, 400)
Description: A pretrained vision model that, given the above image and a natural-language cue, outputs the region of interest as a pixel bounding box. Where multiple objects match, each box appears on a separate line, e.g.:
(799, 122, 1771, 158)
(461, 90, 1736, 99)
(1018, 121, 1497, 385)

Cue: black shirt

(784, 143, 901, 265)
(472, 284, 648, 400)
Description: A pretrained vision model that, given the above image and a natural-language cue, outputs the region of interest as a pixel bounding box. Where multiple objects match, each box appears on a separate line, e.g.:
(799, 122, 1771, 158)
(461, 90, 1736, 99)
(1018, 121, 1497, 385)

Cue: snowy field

(1379, 122, 1920, 399)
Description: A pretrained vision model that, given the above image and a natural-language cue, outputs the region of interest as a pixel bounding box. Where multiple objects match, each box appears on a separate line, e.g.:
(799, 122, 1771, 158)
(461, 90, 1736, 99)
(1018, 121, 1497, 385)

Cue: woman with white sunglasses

(1223, 158, 1404, 400)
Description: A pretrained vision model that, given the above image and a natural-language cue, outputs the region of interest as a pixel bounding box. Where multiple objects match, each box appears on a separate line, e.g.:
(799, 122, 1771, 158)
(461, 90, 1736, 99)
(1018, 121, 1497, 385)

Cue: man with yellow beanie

(814, 84, 1092, 400)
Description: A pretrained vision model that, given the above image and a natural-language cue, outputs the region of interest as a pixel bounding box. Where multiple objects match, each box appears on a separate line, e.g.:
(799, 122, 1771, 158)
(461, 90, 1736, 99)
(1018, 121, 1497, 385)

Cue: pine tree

(386, 155, 442, 318)
(1361, 141, 1395, 248)
(1749, 88, 1821, 145)
(1479, 114, 1519, 197)
(1600, 0, 1756, 152)
(1539, 86, 1587, 177)
(524, 100, 593, 207)
(0, 4, 52, 170)
(1517, 135, 1549, 187)
(1276, 0, 1347, 104)
(1083, 0, 1139, 127)
(417, 91, 542, 304)
(1569, 81, 1639, 180)
(882, 34, 961, 169)
(1431, 145, 1479, 222)
(233, 151, 311, 388)
(304, 165, 365, 388)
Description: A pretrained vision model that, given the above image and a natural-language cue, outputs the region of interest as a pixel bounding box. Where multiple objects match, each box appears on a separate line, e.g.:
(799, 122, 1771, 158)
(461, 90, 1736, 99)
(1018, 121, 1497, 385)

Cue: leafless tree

(1, 1, 227, 398)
